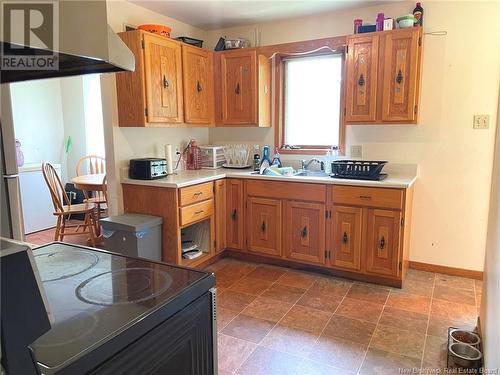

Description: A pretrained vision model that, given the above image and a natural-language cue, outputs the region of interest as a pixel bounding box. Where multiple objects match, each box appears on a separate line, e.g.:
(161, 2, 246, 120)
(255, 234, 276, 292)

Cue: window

(283, 54, 343, 149)
(83, 74, 105, 157)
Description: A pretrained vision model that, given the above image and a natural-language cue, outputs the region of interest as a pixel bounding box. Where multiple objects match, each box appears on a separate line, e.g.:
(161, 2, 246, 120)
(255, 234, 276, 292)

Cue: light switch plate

(473, 115, 489, 129)
(350, 145, 363, 158)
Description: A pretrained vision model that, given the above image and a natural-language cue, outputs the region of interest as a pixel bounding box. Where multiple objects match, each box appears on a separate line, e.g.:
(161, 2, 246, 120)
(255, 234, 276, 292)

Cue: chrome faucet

(301, 158, 323, 170)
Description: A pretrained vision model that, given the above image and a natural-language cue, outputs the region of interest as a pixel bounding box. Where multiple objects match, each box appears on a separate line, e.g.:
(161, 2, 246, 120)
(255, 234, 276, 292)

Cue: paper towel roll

(164, 144, 173, 174)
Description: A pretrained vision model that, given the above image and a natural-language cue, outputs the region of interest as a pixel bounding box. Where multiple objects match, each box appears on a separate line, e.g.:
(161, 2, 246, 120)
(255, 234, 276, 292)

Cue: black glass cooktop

(30, 243, 210, 373)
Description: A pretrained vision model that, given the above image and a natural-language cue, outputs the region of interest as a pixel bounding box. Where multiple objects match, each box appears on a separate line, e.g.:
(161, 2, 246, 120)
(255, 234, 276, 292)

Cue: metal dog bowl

(449, 343, 482, 368)
(449, 329, 481, 347)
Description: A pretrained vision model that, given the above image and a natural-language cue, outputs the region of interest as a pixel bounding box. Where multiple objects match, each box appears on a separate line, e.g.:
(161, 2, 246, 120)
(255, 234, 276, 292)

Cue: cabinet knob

(235, 82, 240, 95)
(358, 74, 365, 87)
(197, 81, 202, 92)
(163, 75, 169, 88)
(395, 70, 403, 84)
(231, 209, 237, 220)
(261, 221, 266, 232)
(301, 226, 308, 238)
(342, 232, 348, 244)
(379, 236, 386, 250)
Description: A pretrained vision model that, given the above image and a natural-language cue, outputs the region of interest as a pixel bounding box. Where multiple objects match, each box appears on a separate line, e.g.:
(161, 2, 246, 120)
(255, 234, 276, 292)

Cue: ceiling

(130, 1, 394, 30)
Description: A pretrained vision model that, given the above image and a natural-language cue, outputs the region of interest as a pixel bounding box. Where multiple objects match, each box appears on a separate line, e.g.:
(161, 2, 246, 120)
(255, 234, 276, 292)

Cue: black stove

(30, 242, 216, 374)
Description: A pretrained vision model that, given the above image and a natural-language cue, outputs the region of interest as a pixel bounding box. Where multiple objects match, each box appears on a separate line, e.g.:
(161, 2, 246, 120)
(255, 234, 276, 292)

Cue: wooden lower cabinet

(329, 205, 363, 271)
(214, 179, 226, 253)
(365, 208, 402, 277)
(247, 197, 282, 257)
(284, 201, 325, 265)
(226, 179, 244, 250)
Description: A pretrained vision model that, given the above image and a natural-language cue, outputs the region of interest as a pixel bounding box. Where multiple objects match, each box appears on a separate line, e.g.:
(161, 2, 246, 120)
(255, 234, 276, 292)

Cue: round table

(71, 173, 107, 242)
(71, 173, 106, 192)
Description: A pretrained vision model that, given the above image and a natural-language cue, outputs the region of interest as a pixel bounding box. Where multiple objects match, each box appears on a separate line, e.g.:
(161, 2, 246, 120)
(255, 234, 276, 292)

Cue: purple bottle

(376, 13, 385, 31)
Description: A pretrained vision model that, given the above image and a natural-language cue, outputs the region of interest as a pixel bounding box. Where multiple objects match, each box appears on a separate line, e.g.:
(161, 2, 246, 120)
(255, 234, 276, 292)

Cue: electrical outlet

(350, 145, 363, 158)
(473, 115, 490, 129)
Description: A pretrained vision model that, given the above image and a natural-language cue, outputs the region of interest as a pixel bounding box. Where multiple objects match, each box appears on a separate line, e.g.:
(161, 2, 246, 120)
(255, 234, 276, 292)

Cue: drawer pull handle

(194, 210, 204, 215)
(163, 75, 169, 88)
(359, 195, 371, 199)
(379, 236, 385, 250)
(193, 192, 203, 196)
(261, 221, 266, 232)
(342, 232, 348, 244)
(231, 209, 237, 220)
(301, 226, 307, 238)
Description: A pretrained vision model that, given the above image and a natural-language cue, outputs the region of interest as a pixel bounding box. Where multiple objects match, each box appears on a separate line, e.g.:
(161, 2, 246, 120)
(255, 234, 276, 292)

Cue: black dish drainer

(331, 160, 387, 180)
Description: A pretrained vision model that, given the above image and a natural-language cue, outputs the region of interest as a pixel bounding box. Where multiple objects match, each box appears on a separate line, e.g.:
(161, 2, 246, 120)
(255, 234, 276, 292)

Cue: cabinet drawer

(332, 185, 403, 209)
(246, 180, 326, 202)
(179, 182, 214, 206)
(179, 199, 214, 226)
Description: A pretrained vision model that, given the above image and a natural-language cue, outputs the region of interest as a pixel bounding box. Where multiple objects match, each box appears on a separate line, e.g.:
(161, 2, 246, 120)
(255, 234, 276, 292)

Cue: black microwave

(129, 158, 168, 180)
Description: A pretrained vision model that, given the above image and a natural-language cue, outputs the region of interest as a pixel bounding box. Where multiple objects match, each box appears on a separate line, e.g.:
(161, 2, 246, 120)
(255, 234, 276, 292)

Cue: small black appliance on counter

(129, 158, 168, 180)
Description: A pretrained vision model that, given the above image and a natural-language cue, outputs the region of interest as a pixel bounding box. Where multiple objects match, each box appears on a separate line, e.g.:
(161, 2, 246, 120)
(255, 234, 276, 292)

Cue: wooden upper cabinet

(226, 179, 244, 250)
(217, 49, 271, 127)
(284, 201, 325, 265)
(247, 197, 282, 256)
(381, 29, 421, 122)
(330, 205, 362, 271)
(345, 28, 422, 124)
(182, 45, 214, 125)
(143, 33, 183, 123)
(345, 34, 379, 122)
(365, 208, 401, 277)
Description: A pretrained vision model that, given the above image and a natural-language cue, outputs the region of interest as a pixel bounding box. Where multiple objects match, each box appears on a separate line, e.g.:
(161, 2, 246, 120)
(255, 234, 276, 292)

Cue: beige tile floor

(205, 258, 482, 375)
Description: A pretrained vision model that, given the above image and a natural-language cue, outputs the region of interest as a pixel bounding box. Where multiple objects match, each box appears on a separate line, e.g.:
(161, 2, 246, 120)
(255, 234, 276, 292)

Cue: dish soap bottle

(261, 145, 272, 165)
(253, 145, 261, 171)
(271, 147, 282, 168)
(413, 2, 423, 26)
(186, 139, 201, 170)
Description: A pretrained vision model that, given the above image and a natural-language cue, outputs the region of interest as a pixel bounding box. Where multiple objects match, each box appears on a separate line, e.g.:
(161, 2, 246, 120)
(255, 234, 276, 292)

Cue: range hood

(0, 1, 135, 83)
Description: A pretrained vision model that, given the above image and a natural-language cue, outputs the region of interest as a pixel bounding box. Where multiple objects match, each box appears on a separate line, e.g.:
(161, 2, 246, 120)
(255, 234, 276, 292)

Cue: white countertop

(121, 163, 418, 189)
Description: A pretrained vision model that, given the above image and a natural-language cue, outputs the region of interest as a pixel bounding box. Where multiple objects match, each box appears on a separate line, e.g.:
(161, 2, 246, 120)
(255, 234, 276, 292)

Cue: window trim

(270, 39, 347, 155)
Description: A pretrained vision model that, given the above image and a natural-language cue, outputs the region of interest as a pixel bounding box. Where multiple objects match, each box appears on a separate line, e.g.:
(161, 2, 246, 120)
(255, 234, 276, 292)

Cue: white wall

(103, 0, 210, 214)
(60, 76, 87, 181)
(205, 1, 500, 271)
(10, 78, 65, 171)
(480, 90, 500, 370)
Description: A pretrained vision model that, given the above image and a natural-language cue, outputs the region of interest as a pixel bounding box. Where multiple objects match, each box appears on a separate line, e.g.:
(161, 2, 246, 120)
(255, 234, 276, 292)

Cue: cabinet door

(214, 180, 226, 253)
(365, 209, 401, 277)
(143, 33, 183, 123)
(221, 50, 256, 125)
(381, 29, 421, 122)
(284, 201, 326, 264)
(182, 45, 214, 124)
(345, 35, 379, 122)
(247, 197, 281, 256)
(226, 179, 244, 250)
(330, 206, 362, 271)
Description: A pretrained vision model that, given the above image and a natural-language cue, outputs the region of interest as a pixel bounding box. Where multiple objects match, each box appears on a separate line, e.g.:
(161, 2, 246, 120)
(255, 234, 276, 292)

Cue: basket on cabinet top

(331, 160, 387, 179)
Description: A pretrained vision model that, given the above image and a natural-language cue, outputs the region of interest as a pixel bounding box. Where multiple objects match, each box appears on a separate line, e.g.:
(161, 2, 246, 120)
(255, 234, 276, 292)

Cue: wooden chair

(42, 162, 98, 246)
(75, 155, 107, 216)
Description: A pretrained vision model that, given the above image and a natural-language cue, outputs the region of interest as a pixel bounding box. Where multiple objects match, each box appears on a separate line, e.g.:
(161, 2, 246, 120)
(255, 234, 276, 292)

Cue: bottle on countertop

(253, 145, 261, 171)
(271, 147, 282, 168)
(376, 13, 385, 31)
(261, 145, 272, 165)
(413, 2, 424, 26)
(186, 139, 201, 170)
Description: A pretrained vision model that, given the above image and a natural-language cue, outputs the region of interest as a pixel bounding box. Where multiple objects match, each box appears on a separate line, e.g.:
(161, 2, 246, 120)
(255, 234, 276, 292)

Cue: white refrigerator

(1, 84, 25, 241)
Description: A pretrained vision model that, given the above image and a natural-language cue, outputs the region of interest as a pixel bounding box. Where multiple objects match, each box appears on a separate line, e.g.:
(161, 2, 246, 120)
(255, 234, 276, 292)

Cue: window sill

(279, 148, 329, 155)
